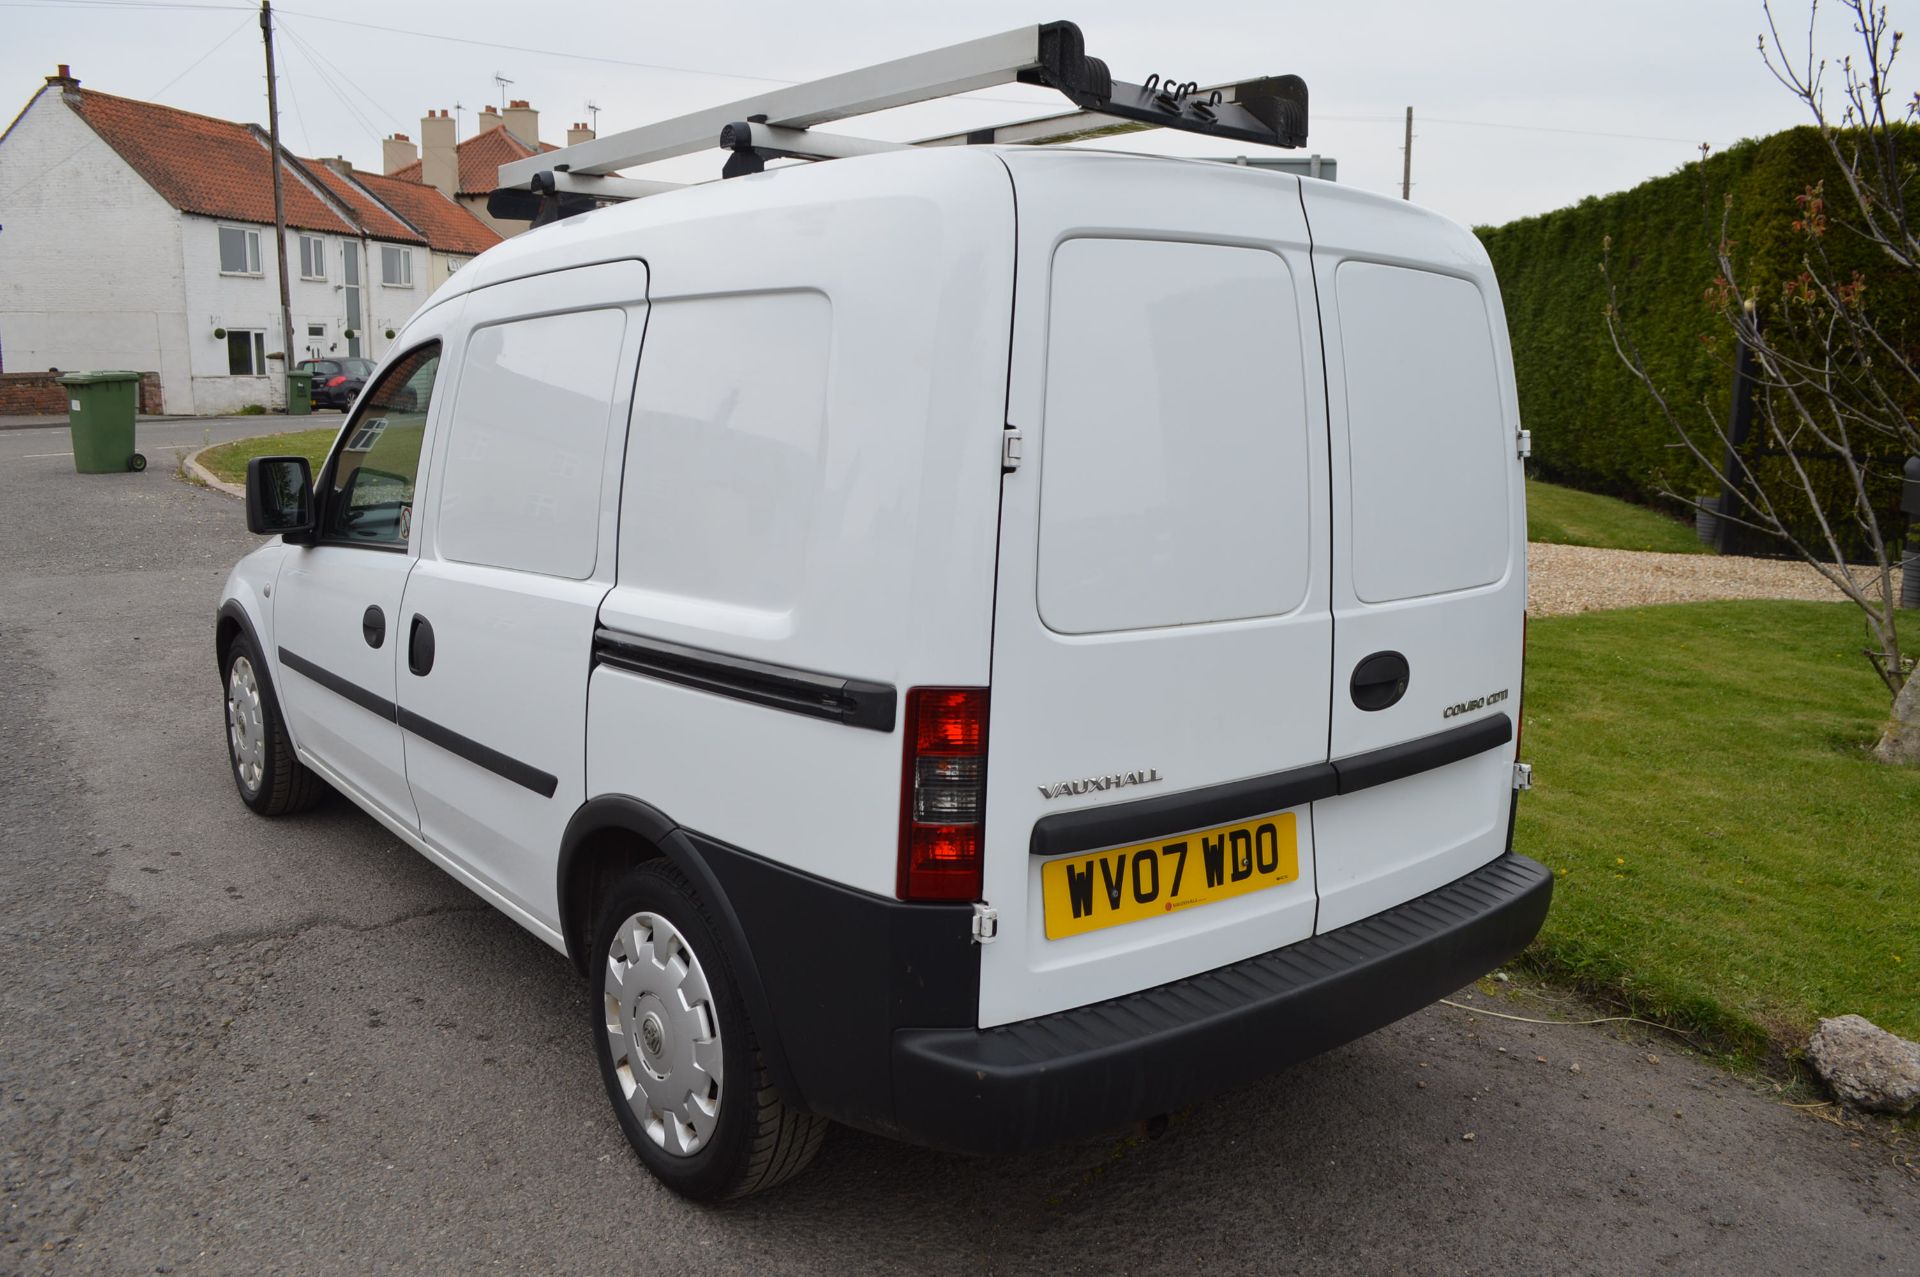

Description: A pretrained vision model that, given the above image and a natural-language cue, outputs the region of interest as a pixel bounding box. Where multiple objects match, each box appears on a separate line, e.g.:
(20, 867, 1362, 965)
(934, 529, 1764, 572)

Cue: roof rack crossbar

(497, 23, 1057, 191)
(912, 74, 1300, 149)
(493, 19, 1307, 221)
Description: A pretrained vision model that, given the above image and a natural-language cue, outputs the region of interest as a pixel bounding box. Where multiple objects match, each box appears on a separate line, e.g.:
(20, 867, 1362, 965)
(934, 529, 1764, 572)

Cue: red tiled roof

(388, 122, 555, 195)
(298, 160, 424, 244)
(68, 89, 358, 235)
(351, 168, 501, 257)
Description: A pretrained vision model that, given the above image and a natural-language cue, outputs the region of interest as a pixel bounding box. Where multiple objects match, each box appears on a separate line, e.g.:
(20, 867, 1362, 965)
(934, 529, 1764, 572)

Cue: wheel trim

(604, 910, 724, 1157)
(226, 655, 267, 794)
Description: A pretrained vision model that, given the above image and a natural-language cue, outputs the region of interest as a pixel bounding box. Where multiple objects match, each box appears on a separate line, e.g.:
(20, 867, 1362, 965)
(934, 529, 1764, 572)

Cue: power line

(1318, 111, 1703, 146)
(276, 19, 378, 143)
(144, 9, 251, 100)
(279, 19, 312, 154)
(277, 16, 402, 131)
(270, 7, 1046, 106)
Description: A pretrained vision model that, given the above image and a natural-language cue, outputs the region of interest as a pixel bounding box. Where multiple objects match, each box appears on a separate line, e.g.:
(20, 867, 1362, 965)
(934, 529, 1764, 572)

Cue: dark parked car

(296, 357, 375, 411)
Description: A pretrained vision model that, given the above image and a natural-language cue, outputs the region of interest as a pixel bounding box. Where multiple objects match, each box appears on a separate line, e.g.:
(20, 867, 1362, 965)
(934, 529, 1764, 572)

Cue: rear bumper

(889, 852, 1552, 1154)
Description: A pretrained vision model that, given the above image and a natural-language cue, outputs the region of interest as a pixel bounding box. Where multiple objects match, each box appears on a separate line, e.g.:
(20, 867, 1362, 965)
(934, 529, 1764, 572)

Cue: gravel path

(1528, 542, 1906, 617)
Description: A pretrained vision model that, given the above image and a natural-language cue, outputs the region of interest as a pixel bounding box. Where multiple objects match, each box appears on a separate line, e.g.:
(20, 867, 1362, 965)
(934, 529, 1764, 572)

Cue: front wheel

(223, 633, 325, 816)
(591, 861, 826, 1200)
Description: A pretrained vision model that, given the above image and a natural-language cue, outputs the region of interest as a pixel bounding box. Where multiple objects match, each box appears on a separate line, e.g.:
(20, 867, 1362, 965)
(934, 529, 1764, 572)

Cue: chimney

(479, 103, 500, 126)
(383, 132, 417, 176)
(320, 156, 353, 177)
(566, 121, 595, 147)
(504, 99, 540, 149)
(46, 64, 80, 99)
(419, 109, 457, 197)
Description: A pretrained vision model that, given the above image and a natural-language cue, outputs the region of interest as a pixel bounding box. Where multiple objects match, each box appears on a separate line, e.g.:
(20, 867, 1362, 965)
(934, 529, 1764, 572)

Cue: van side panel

(588, 150, 1016, 897)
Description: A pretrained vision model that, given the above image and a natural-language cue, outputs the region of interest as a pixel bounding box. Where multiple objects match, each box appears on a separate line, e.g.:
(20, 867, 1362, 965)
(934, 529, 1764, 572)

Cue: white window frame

(218, 225, 262, 276)
(226, 328, 268, 377)
(298, 233, 327, 281)
(380, 244, 414, 288)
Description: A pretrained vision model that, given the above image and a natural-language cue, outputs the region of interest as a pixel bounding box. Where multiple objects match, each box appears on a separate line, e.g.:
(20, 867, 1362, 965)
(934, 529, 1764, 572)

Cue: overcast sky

(2, 0, 1876, 227)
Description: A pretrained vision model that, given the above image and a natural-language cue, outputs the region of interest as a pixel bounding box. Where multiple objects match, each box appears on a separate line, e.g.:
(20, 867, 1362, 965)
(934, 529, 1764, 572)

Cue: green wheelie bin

(57, 371, 146, 473)
(285, 368, 313, 416)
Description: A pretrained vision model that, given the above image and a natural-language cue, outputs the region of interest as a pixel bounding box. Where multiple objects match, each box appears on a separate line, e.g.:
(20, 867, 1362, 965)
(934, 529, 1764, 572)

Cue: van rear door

(977, 153, 1333, 1028)
(1301, 183, 1528, 932)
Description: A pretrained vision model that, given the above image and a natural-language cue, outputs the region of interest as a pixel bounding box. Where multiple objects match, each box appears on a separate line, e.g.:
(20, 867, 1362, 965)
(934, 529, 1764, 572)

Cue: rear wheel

(223, 633, 325, 816)
(590, 861, 825, 1200)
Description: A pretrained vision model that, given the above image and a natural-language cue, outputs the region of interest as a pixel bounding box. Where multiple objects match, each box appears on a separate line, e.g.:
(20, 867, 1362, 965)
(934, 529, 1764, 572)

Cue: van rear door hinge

(1513, 761, 1533, 791)
(1001, 429, 1024, 473)
(1516, 428, 1533, 460)
(972, 903, 999, 943)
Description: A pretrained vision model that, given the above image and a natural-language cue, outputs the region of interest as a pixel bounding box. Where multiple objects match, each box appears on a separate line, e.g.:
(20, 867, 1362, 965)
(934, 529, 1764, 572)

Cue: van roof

(429, 145, 1482, 310)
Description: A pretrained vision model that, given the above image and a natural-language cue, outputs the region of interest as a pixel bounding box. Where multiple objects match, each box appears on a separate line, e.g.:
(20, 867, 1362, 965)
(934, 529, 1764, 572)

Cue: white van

(218, 36, 1547, 1201)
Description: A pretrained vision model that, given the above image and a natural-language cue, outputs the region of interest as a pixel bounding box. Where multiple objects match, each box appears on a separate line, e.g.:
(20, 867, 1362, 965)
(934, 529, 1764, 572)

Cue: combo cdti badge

(215, 21, 1550, 1202)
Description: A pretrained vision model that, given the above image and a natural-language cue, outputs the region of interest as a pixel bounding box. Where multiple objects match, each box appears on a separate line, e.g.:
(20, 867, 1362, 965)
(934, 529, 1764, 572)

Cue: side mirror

(246, 455, 315, 539)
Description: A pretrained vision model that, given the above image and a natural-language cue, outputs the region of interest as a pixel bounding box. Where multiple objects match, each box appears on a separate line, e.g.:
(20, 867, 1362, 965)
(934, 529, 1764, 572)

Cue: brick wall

(0, 371, 163, 415)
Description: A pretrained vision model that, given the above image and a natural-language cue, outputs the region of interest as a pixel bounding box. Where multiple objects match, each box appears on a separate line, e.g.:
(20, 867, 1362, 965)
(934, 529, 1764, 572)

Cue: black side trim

(1333, 714, 1512, 796)
(892, 853, 1553, 1154)
(593, 628, 896, 733)
(277, 646, 557, 798)
(278, 647, 397, 721)
(398, 707, 557, 798)
(1028, 714, 1514, 857)
(1030, 762, 1338, 858)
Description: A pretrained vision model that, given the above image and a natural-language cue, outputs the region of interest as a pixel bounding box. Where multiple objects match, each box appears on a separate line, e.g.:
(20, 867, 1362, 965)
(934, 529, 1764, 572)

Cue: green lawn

(1516, 600, 1920, 1057)
(196, 421, 426, 487)
(1527, 478, 1707, 554)
(196, 427, 339, 486)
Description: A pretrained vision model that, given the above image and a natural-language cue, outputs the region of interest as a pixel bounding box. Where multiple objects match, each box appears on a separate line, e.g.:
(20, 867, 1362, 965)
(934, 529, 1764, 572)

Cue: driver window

(322, 343, 439, 547)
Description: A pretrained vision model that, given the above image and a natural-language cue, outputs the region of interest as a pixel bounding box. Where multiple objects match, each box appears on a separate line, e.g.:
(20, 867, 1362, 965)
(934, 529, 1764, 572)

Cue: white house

(0, 67, 500, 414)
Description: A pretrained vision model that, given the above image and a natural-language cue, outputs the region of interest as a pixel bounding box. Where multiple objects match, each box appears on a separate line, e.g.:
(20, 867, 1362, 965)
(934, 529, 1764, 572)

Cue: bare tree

(1602, 0, 1918, 764)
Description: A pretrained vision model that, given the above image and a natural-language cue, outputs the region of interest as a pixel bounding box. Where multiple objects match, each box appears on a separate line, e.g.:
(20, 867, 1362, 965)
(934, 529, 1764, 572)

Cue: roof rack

(490, 20, 1307, 226)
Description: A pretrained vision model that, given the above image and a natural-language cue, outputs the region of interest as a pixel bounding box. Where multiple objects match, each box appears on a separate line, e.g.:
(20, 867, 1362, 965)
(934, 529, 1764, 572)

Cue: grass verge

(195, 427, 339, 486)
(1515, 599, 1919, 1060)
(1526, 478, 1707, 554)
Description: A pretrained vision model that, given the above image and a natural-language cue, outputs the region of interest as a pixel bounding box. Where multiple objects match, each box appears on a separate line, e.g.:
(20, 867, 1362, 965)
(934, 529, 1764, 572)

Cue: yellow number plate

(1040, 812, 1299, 940)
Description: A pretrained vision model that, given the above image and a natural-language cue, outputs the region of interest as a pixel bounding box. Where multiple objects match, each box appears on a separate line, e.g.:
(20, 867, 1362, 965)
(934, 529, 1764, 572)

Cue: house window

(218, 225, 261, 275)
(227, 329, 267, 376)
(299, 234, 326, 281)
(380, 244, 413, 287)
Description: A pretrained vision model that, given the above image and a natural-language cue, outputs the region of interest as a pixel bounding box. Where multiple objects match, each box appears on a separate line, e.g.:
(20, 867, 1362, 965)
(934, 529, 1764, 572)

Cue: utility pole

(1401, 106, 1413, 201)
(260, 0, 293, 399)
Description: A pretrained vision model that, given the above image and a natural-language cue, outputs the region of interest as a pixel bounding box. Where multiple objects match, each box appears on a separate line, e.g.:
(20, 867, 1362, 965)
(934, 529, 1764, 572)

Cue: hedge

(1476, 126, 1912, 556)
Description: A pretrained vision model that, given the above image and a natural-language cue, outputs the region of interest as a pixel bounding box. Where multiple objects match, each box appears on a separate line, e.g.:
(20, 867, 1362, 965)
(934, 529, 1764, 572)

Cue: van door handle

(1350, 651, 1410, 712)
(408, 614, 435, 677)
(362, 605, 386, 648)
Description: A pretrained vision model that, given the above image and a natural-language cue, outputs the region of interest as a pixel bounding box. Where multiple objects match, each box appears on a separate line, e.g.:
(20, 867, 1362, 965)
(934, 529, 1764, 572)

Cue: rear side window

(321, 343, 438, 547)
(436, 308, 626, 579)
(1335, 263, 1509, 604)
(1037, 238, 1314, 634)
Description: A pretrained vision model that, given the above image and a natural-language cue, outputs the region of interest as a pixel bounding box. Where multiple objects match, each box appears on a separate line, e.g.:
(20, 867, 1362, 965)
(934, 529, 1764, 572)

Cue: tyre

(591, 861, 826, 1201)
(223, 633, 326, 816)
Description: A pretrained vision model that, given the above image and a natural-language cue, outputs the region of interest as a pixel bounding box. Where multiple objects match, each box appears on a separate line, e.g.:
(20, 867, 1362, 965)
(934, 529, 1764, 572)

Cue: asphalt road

(2, 419, 1916, 1275)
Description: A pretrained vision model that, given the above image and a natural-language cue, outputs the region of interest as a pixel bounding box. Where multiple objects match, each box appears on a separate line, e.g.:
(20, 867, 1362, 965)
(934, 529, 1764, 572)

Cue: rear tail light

(898, 687, 989, 901)
(327, 375, 347, 387)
